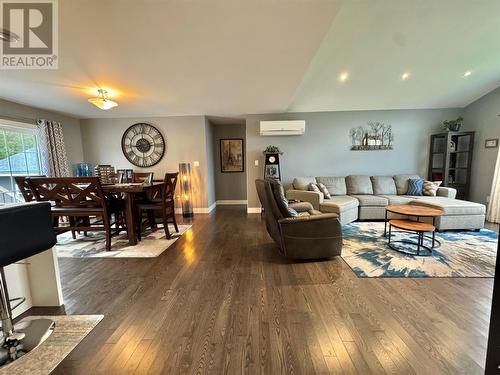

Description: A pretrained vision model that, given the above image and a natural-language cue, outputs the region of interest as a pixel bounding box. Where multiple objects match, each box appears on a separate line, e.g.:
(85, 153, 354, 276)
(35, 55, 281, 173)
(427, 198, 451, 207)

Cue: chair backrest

(14, 175, 45, 202)
(133, 172, 153, 184)
(255, 179, 283, 246)
(28, 177, 108, 212)
(163, 172, 178, 202)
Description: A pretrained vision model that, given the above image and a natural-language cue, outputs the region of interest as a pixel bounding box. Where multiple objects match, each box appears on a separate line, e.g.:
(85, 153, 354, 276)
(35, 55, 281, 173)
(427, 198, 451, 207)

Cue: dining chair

(14, 175, 45, 202)
(136, 172, 179, 240)
(132, 172, 153, 184)
(28, 177, 126, 251)
(14, 175, 80, 238)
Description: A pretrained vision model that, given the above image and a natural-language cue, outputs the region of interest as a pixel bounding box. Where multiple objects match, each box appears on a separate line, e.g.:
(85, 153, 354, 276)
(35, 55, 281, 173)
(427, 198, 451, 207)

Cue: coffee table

(383, 204, 444, 255)
(388, 219, 436, 256)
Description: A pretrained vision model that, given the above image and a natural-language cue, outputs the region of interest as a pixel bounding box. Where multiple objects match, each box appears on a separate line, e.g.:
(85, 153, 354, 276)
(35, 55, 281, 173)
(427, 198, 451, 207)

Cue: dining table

(102, 181, 164, 246)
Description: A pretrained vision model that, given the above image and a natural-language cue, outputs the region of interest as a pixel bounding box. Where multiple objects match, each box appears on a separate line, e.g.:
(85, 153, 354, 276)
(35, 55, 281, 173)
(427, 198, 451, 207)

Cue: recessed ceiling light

(463, 71, 472, 77)
(339, 72, 349, 82)
(401, 72, 410, 80)
(0, 28, 20, 43)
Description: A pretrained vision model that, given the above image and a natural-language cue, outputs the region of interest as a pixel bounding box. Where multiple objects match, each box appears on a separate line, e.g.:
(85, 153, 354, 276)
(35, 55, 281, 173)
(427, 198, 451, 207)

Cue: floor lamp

(179, 163, 193, 217)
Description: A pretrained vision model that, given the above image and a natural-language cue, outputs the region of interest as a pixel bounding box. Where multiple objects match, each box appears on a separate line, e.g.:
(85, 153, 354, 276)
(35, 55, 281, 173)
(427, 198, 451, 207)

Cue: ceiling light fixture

(88, 89, 118, 110)
(0, 28, 20, 43)
(463, 70, 472, 77)
(339, 72, 349, 82)
(401, 72, 410, 80)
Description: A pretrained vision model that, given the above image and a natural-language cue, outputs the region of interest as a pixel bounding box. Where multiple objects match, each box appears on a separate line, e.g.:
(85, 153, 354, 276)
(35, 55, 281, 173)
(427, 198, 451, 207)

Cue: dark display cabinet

(428, 131, 474, 200)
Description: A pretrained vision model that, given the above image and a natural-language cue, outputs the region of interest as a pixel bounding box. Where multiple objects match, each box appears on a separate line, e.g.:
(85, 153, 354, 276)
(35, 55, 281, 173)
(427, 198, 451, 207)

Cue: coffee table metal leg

(388, 224, 392, 243)
(384, 210, 388, 237)
(432, 230, 435, 248)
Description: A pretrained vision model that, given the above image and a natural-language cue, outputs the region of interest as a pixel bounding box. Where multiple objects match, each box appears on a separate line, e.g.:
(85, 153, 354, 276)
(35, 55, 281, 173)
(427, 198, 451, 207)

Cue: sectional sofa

(286, 174, 486, 231)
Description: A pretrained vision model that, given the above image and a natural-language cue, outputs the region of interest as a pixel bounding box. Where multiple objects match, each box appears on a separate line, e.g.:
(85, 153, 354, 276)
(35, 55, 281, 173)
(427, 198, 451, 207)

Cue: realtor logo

(1, 0, 58, 69)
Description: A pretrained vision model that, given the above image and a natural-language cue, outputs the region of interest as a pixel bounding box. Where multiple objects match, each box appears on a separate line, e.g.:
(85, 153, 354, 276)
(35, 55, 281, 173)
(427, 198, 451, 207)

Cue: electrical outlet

(193, 161, 200, 167)
(486, 195, 490, 203)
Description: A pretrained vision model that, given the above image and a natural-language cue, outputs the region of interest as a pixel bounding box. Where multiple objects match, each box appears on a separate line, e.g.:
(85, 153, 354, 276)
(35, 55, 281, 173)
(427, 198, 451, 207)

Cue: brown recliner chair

(255, 179, 343, 260)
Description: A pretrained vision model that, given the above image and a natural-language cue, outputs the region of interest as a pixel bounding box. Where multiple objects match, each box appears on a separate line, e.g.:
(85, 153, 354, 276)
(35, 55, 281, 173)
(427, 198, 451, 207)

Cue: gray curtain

(36, 119, 70, 177)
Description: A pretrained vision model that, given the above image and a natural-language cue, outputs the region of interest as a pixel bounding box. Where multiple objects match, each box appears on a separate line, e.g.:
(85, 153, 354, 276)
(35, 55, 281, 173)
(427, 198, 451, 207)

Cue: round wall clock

(121, 123, 165, 167)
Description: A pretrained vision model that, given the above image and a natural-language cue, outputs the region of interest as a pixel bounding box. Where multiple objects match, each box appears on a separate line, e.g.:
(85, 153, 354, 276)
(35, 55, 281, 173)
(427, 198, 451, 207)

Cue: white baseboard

(216, 200, 248, 205)
(247, 207, 262, 214)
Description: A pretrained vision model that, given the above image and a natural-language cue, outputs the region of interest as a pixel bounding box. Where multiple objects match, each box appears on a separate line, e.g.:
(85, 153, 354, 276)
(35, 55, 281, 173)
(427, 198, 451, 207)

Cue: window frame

(0, 119, 42, 204)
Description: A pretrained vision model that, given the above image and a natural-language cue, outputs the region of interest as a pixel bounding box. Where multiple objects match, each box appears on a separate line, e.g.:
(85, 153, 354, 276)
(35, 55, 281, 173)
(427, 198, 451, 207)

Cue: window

(0, 125, 42, 204)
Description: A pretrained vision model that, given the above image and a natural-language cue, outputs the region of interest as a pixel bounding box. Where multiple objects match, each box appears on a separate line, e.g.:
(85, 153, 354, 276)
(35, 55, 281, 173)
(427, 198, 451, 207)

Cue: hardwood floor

(27, 207, 496, 374)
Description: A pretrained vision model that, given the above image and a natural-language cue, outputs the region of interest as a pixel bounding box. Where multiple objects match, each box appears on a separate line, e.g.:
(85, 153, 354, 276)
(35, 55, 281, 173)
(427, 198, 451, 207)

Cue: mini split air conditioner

(259, 120, 305, 136)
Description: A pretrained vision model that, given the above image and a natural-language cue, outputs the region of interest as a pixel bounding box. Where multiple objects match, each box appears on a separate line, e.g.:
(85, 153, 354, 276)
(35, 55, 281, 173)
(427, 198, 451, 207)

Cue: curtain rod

(0, 114, 37, 125)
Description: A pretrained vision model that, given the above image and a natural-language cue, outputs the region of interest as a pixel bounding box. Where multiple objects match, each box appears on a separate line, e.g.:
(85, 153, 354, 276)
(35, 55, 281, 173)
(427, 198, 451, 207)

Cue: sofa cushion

(394, 174, 420, 195)
(410, 197, 486, 216)
(423, 180, 442, 196)
(406, 178, 425, 196)
(308, 183, 321, 193)
(315, 176, 346, 196)
(317, 182, 332, 199)
(320, 195, 359, 214)
(292, 177, 317, 191)
(378, 195, 414, 205)
(351, 195, 389, 207)
(371, 176, 397, 195)
(346, 175, 373, 195)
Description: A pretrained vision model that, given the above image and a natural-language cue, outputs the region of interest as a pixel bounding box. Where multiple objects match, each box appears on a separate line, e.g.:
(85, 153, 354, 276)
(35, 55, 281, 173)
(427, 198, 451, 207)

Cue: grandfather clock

(264, 153, 281, 180)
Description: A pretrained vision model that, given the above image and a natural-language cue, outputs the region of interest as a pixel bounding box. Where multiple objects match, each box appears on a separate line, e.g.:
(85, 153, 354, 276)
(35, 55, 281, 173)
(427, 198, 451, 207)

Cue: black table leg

(384, 209, 388, 237)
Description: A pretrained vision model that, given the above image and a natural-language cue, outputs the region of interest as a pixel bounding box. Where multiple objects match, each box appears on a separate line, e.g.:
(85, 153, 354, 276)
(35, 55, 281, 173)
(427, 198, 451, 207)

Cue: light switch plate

(254, 160, 259, 166)
(193, 161, 200, 167)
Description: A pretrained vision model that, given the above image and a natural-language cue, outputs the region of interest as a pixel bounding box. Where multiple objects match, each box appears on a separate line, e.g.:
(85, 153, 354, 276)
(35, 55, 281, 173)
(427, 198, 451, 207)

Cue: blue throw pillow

(406, 178, 424, 196)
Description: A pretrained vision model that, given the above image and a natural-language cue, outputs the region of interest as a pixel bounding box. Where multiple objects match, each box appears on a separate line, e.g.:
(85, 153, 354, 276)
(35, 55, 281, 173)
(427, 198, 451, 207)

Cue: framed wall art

(220, 138, 244, 172)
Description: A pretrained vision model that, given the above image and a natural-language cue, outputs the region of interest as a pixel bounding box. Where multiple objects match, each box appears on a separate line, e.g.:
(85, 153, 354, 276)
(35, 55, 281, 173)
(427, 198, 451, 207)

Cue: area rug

(56, 224, 192, 258)
(341, 222, 498, 278)
(0, 315, 103, 375)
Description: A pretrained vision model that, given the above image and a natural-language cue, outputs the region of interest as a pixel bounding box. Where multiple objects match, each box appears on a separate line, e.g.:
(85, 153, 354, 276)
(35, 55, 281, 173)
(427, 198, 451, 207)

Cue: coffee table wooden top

(389, 219, 435, 232)
(386, 204, 443, 217)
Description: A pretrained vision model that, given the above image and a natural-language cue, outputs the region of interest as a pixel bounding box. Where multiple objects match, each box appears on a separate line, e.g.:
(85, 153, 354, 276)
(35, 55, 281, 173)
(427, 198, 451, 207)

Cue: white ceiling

(0, 0, 498, 119)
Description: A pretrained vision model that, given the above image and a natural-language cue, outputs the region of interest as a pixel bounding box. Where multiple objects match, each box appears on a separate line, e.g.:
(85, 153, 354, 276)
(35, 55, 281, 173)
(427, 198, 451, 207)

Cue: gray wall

(0, 98, 83, 173)
(464, 86, 500, 205)
(80, 116, 211, 209)
(211, 122, 247, 202)
(205, 118, 216, 207)
(245, 108, 463, 208)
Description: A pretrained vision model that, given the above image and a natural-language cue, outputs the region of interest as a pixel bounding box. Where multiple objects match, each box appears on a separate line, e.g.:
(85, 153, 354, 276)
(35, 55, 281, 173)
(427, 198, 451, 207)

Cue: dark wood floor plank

(27, 206, 494, 375)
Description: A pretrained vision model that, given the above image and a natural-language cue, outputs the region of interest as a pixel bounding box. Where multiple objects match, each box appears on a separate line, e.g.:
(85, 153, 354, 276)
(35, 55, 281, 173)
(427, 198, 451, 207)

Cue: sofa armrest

(286, 189, 324, 210)
(289, 201, 314, 213)
(278, 213, 339, 224)
(437, 187, 457, 199)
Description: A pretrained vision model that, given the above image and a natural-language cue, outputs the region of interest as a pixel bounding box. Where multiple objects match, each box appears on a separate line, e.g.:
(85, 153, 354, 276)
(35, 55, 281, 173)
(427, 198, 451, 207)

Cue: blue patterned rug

(341, 222, 498, 278)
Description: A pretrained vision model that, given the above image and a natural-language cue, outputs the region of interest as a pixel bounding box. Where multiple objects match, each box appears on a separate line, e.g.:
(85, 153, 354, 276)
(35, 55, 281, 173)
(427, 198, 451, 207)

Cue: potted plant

(263, 145, 283, 155)
(442, 117, 464, 132)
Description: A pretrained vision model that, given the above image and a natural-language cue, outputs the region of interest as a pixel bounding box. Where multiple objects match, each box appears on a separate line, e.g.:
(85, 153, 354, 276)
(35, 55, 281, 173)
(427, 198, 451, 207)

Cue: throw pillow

(317, 182, 332, 199)
(406, 178, 425, 196)
(308, 183, 321, 193)
(423, 180, 442, 196)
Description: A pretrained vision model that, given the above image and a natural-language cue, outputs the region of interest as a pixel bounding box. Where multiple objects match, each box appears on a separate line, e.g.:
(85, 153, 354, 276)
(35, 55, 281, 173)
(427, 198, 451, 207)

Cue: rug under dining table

(55, 224, 192, 258)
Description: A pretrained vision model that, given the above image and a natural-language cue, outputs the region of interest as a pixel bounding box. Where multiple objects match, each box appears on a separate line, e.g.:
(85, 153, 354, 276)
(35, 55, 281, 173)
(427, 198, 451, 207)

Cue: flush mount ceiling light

(88, 89, 118, 110)
(0, 28, 20, 43)
(463, 70, 472, 77)
(401, 72, 410, 80)
(339, 72, 349, 82)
